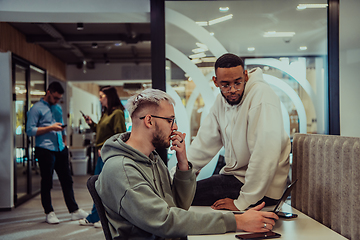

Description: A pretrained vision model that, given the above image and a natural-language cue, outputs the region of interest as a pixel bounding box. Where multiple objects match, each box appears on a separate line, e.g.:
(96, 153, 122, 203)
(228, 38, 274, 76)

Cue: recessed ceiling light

(209, 32, 215, 36)
(77, 23, 84, 31)
(202, 57, 217, 63)
(299, 46, 308, 51)
(247, 47, 255, 52)
(195, 21, 208, 27)
(263, 31, 295, 37)
(189, 52, 206, 59)
(191, 59, 202, 64)
(192, 48, 207, 53)
(209, 14, 233, 26)
(297, 4, 328, 10)
(219, 7, 229, 12)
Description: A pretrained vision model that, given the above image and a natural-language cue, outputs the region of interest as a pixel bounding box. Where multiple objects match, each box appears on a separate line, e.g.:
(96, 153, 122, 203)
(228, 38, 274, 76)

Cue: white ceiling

(166, 0, 328, 58)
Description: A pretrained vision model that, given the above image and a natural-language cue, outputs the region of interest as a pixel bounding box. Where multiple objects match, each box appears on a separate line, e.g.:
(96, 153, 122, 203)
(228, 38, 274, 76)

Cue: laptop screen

(272, 179, 298, 213)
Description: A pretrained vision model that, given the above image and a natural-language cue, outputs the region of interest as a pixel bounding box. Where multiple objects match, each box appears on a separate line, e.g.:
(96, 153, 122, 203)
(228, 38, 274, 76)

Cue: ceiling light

(195, 42, 208, 51)
(219, 7, 229, 12)
(77, 23, 84, 31)
(209, 32, 215, 36)
(263, 31, 295, 38)
(191, 59, 202, 64)
(299, 46, 308, 51)
(247, 47, 255, 52)
(195, 21, 208, 27)
(189, 52, 206, 59)
(202, 57, 217, 63)
(208, 14, 233, 26)
(192, 48, 207, 53)
(297, 4, 328, 10)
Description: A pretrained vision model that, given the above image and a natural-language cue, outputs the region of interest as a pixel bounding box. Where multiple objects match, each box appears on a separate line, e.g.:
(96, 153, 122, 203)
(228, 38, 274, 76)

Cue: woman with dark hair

(80, 86, 126, 228)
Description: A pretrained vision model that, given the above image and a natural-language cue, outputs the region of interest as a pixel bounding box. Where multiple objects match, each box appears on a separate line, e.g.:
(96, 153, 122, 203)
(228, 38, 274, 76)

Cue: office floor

(0, 175, 105, 240)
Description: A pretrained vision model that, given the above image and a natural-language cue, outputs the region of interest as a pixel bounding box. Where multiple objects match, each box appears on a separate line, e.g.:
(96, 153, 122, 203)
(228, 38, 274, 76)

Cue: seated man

(96, 89, 278, 239)
(188, 53, 291, 211)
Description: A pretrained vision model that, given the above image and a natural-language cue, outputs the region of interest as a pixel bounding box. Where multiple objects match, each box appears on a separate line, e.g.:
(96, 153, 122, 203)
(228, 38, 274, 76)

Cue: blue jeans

(192, 174, 278, 207)
(36, 147, 79, 214)
(86, 156, 104, 223)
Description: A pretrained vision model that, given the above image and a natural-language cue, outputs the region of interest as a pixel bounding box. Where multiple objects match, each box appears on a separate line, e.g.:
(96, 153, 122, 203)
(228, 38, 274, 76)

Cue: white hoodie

(188, 68, 291, 210)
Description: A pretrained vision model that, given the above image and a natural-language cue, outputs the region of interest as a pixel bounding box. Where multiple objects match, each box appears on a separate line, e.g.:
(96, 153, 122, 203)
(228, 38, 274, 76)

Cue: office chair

(87, 175, 112, 240)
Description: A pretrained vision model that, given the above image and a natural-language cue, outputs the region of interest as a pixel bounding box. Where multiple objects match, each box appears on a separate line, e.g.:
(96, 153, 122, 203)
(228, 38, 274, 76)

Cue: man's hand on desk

(235, 202, 278, 232)
(211, 198, 239, 211)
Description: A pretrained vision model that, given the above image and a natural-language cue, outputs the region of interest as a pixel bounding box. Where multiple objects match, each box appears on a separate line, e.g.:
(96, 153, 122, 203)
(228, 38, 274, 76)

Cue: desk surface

(188, 204, 347, 240)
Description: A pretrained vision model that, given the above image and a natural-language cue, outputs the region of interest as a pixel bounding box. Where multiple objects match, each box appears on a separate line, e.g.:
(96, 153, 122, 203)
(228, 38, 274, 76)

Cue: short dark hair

(214, 53, 244, 71)
(47, 81, 64, 94)
(100, 86, 125, 114)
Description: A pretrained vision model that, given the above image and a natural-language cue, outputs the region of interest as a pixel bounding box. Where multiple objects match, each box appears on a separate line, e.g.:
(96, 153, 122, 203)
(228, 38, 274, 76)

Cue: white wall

(67, 83, 101, 136)
(340, 0, 360, 138)
(0, 52, 14, 208)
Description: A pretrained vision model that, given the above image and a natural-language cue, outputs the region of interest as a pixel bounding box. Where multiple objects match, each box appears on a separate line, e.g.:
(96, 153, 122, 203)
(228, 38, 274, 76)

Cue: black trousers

(191, 174, 278, 208)
(36, 147, 79, 214)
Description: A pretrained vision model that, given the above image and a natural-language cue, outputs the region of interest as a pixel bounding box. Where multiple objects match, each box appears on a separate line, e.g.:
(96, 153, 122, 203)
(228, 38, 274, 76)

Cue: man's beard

(221, 91, 244, 106)
(151, 125, 170, 149)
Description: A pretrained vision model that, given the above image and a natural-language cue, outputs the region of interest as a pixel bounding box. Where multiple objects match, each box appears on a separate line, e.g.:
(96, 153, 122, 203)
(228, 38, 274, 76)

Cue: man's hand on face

(170, 131, 188, 171)
(211, 198, 239, 211)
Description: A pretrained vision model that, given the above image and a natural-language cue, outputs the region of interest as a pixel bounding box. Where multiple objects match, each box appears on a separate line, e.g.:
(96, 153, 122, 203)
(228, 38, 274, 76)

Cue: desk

(188, 204, 347, 240)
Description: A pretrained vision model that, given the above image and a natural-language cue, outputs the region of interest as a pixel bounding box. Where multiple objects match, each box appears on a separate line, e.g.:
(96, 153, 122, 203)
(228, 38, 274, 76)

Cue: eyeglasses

(219, 82, 244, 93)
(50, 92, 62, 101)
(139, 115, 177, 128)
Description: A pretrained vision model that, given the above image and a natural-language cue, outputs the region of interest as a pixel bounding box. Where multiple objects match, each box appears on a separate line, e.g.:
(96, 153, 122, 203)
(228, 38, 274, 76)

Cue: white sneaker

(71, 209, 89, 220)
(46, 211, 60, 224)
(79, 218, 94, 226)
(94, 221, 102, 228)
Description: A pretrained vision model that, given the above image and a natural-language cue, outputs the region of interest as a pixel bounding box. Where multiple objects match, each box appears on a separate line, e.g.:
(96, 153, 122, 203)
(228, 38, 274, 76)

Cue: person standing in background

(79, 86, 126, 228)
(26, 81, 89, 224)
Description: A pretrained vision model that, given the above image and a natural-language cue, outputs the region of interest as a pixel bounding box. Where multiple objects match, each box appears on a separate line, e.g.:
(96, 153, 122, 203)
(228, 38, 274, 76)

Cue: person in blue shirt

(26, 81, 88, 224)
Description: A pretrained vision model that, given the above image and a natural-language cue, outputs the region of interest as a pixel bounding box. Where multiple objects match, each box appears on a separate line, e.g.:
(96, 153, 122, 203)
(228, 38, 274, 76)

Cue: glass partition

(165, 0, 328, 168)
(13, 57, 46, 204)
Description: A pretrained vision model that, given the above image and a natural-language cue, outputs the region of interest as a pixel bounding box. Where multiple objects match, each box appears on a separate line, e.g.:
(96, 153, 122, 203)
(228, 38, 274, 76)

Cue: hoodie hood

(101, 131, 158, 166)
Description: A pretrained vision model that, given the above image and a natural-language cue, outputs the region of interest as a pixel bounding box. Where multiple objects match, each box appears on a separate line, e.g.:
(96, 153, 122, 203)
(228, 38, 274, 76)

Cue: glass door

(13, 62, 29, 202)
(13, 56, 46, 205)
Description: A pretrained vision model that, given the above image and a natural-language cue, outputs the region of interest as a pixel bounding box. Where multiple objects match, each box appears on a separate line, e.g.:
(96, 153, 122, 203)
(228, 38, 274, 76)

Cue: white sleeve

(187, 110, 223, 172)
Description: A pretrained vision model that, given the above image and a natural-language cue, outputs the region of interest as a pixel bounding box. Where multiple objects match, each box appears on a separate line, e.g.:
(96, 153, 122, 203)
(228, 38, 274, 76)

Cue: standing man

(26, 81, 88, 224)
(189, 53, 291, 211)
(96, 89, 278, 239)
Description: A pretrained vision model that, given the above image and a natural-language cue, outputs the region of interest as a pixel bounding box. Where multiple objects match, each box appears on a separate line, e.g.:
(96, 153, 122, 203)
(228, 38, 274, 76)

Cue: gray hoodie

(96, 132, 236, 239)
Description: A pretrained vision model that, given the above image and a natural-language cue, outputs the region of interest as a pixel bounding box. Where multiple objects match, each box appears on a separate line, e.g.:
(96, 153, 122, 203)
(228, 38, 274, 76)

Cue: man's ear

(143, 115, 153, 128)
(244, 70, 249, 82)
(212, 76, 219, 87)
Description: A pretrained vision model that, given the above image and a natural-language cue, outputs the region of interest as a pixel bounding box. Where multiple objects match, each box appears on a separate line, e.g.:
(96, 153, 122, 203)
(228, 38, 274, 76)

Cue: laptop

(232, 179, 298, 215)
(272, 179, 298, 214)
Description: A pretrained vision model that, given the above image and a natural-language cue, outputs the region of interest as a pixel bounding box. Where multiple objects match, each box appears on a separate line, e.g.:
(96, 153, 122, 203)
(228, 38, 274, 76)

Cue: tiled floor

(0, 175, 105, 240)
